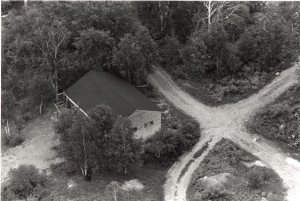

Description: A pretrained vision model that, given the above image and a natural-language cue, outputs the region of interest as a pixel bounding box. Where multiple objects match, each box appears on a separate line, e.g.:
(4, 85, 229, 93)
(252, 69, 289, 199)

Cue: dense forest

(2, 1, 300, 135)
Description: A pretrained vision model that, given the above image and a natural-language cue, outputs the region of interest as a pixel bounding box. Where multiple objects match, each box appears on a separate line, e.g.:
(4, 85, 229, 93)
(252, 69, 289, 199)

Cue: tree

(159, 36, 183, 72)
(88, 104, 114, 170)
(106, 116, 142, 174)
(143, 121, 200, 166)
(105, 181, 122, 201)
(1, 90, 15, 138)
(55, 109, 99, 178)
(73, 29, 116, 71)
(180, 23, 229, 77)
(88, 104, 114, 133)
(194, 1, 249, 31)
(236, 31, 258, 65)
(55, 107, 142, 176)
(28, 73, 54, 114)
(113, 25, 158, 85)
(23, 18, 71, 98)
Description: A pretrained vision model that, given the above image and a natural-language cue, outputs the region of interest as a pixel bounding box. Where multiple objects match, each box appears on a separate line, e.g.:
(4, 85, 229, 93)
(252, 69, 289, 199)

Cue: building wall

(128, 110, 161, 139)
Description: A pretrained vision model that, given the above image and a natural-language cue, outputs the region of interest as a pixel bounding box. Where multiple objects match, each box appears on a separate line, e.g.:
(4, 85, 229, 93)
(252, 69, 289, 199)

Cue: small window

(144, 123, 147, 128)
(133, 127, 137, 132)
(150, 121, 154, 125)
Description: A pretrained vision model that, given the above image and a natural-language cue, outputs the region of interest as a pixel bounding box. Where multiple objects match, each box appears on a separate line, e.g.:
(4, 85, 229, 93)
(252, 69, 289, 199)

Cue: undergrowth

(246, 84, 300, 150)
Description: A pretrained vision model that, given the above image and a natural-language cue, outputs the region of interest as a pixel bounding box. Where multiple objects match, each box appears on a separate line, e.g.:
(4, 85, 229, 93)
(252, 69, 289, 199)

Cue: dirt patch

(1, 110, 64, 184)
(200, 172, 232, 189)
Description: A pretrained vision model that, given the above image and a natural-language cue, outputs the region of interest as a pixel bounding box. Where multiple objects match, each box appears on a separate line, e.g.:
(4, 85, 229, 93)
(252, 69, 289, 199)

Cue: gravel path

(148, 62, 300, 201)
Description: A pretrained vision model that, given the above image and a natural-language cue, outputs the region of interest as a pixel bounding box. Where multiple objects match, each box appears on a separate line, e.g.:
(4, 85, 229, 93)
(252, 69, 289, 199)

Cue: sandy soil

(1, 111, 64, 184)
(148, 61, 300, 201)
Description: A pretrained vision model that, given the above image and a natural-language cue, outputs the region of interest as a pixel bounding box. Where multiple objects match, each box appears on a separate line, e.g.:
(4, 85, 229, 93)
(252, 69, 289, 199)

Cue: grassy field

(187, 139, 286, 201)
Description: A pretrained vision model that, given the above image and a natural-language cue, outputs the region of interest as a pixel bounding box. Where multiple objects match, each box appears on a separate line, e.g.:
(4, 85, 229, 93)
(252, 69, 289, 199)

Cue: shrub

(50, 162, 76, 177)
(201, 187, 232, 201)
(7, 134, 24, 147)
(1, 131, 9, 146)
(2, 165, 49, 200)
(246, 84, 300, 150)
(17, 97, 35, 122)
(247, 166, 272, 189)
(143, 120, 200, 166)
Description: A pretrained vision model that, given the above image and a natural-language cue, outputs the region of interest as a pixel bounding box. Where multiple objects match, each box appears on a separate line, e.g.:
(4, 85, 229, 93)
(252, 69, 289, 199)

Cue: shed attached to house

(64, 70, 161, 139)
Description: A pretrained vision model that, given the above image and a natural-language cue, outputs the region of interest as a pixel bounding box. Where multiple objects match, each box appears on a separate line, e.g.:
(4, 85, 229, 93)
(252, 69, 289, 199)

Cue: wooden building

(56, 71, 161, 139)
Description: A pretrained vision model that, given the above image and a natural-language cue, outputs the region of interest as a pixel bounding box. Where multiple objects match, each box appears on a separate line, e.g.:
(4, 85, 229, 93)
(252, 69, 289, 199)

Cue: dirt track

(148, 62, 300, 201)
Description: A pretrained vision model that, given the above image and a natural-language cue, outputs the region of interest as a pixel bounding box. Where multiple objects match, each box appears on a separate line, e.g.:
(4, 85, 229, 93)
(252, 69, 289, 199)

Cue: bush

(143, 120, 200, 166)
(246, 85, 300, 150)
(7, 134, 24, 147)
(2, 165, 49, 200)
(50, 162, 76, 177)
(2, 132, 25, 148)
(201, 187, 232, 201)
(17, 97, 35, 122)
(247, 166, 273, 189)
(1, 131, 9, 146)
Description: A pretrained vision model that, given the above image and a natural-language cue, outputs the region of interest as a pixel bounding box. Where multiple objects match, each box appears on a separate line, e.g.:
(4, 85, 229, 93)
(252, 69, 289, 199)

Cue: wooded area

(2, 1, 299, 130)
(2, 2, 299, 200)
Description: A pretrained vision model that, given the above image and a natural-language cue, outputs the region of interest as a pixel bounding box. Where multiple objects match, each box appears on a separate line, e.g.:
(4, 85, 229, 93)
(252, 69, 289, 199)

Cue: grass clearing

(47, 163, 167, 201)
(187, 139, 286, 201)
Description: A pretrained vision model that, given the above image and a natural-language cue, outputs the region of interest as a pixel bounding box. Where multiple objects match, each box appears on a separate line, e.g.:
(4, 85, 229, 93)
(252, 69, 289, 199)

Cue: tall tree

(55, 110, 99, 177)
(73, 29, 116, 71)
(1, 90, 16, 138)
(113, 25, 158, 85)
(106, 117, 142, 174)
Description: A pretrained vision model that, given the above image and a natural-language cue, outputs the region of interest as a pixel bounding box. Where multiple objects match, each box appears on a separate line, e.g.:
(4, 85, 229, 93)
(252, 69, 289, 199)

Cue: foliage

(73, 29, 116, 71)
(136, 1, 198, 42)
(6, 134, 25, 147)
(143, 120, 200, 166)
(201, 187, 232, 201)
(188, 139, 285, 201)
(2, 1, 300, 124)
(2, 165, 49, 200)
(1, 0, 24, 15)
(1, 90, 16, 123)
(113, 25, 159, 85)
(159, 36, 182, 74)
(1, 1, 144, 123)
(247, 84, 300, 150)
(106, 116, 142, 174)
(88, 104, 114, 134)
(55, 107, 142, 175)
(180, 23, 230, 78)
(55, 109, 99, 173)
(247, 166, 273, 189)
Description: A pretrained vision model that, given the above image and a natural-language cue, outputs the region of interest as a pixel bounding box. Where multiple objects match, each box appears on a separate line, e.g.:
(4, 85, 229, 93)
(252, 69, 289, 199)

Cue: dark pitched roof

(65, 71, 161, 116)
